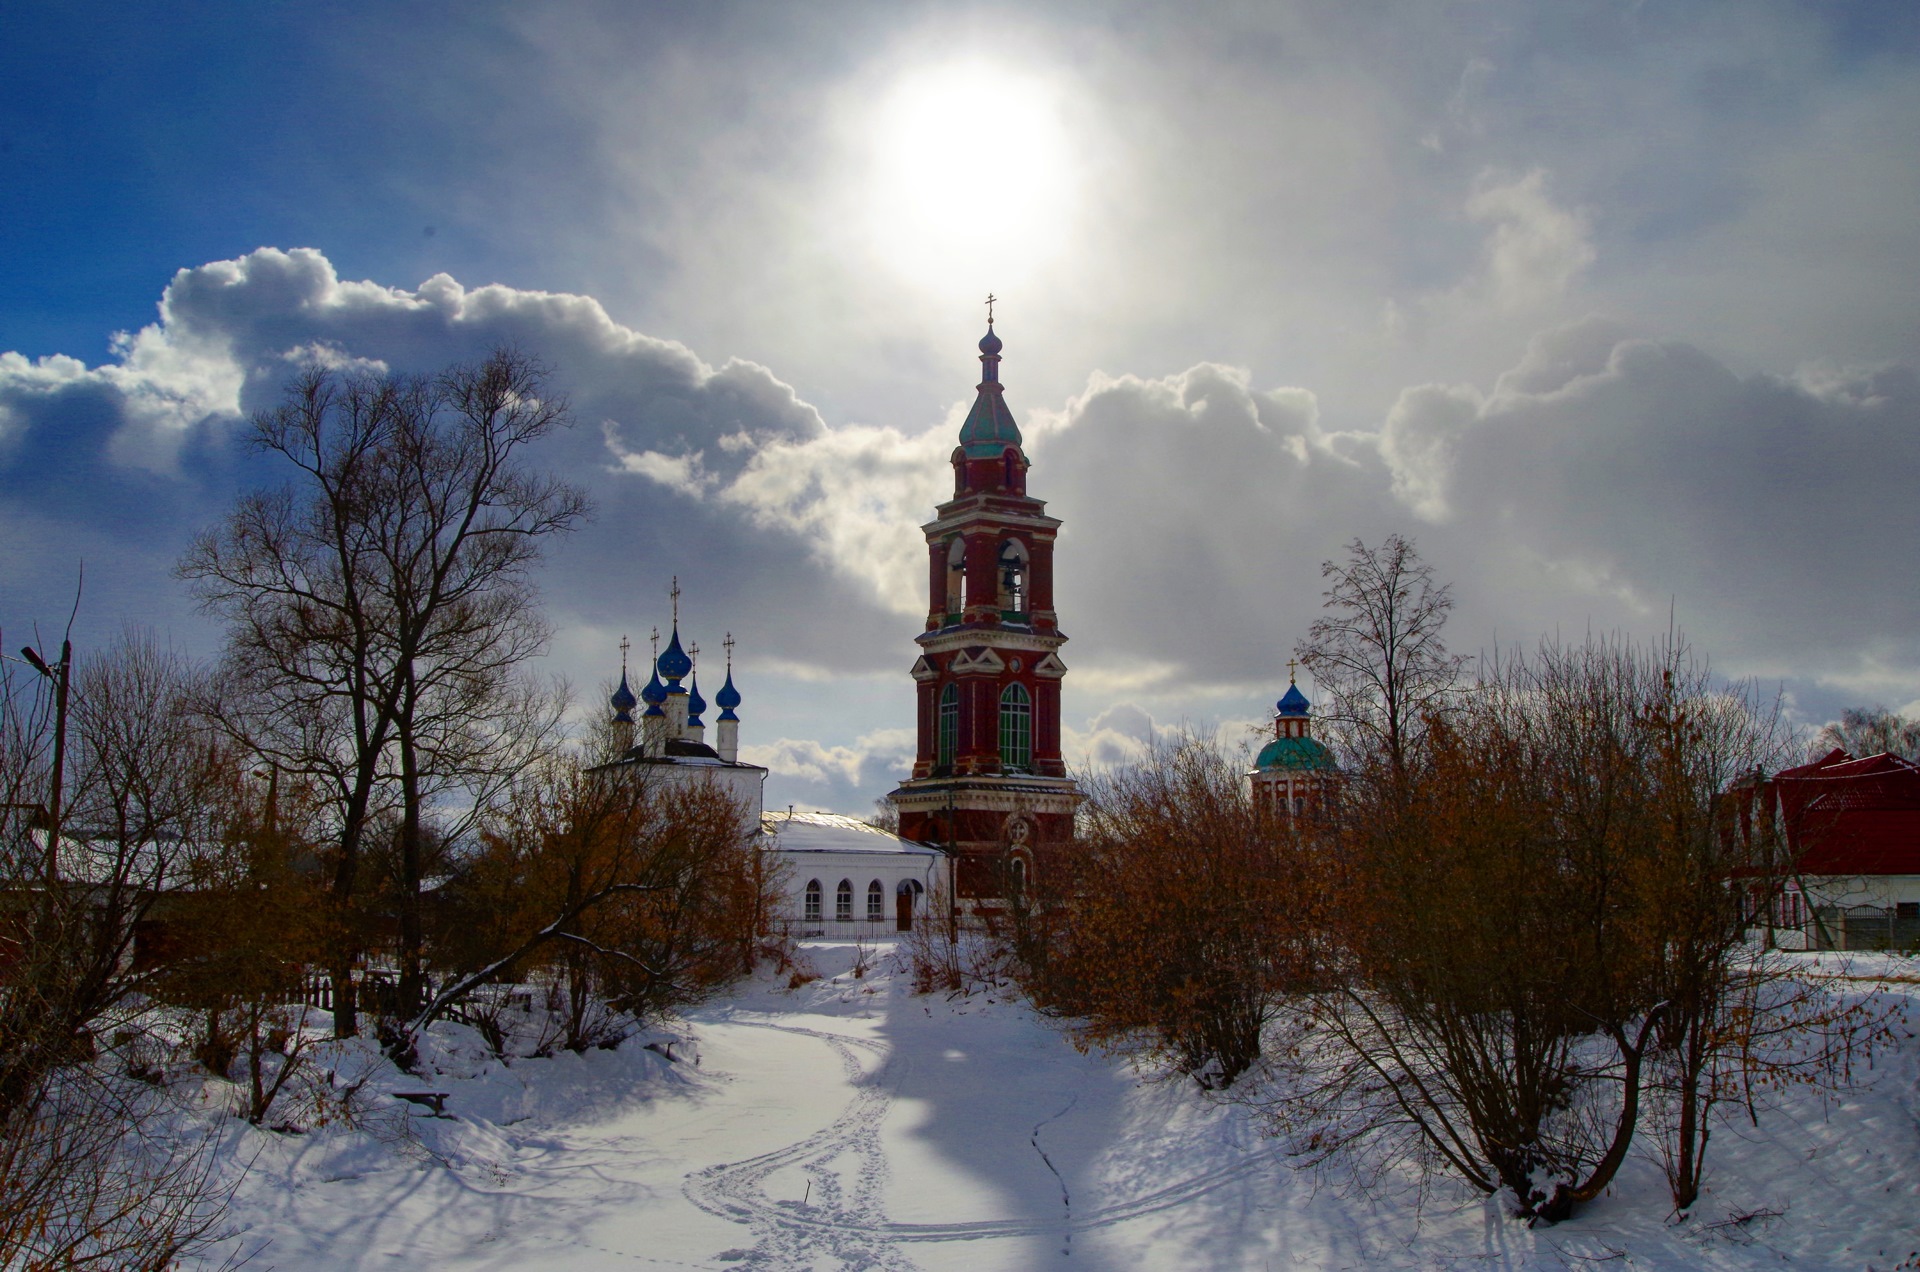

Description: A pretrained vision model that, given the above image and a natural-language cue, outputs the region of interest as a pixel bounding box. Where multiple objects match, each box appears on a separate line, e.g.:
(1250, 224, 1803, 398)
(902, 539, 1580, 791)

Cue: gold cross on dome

(724, 631, 736, 670)
(985, 293, 997, 324)
(669, 576, 681, 625)
(619, 633, 630, 674)
(1288, 657, 1299, 683)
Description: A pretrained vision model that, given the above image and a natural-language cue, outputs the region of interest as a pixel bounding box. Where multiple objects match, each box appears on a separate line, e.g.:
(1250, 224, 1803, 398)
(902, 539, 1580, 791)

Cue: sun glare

(865, 61, 1077, 292)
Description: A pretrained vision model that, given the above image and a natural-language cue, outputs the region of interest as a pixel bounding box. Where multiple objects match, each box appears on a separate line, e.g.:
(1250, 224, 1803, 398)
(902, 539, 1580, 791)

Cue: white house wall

(770, 850, 947, 936)
(1784, 874, 1920, 951)
(1801, 874, 1920, 910)
(644, 762, 765, 825)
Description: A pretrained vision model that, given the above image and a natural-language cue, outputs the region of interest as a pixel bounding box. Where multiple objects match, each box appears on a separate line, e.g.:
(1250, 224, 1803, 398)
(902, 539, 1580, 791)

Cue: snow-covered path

(205, 946, 1308, 1270)
(678, 1010, 1291, 1266)
(199, 945, 1920, 1271)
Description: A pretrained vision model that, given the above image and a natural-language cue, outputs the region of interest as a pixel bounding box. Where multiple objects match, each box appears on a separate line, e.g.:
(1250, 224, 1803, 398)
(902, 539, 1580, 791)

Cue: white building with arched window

(762, 810, 949, 935)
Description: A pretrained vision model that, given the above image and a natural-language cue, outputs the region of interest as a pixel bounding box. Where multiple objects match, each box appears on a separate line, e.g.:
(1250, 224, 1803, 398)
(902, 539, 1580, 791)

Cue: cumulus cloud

(0, 247, 831, 476)
(6, 248, 1919, 816)
(713, 422, 951, 615)
(0, 246, 903, 681)
(1064, 702, 1166, 769)
(1359, 320, 1920, 715)
(741, 726, 916, 814)
(621, 313, 1920, 714)
(1379, 381, 1482, 519)
(1462, 169, 1596, 310)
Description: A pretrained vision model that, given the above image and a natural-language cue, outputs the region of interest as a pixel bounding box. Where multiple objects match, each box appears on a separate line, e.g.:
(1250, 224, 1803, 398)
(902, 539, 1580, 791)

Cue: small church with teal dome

(1250, 667, 1339, 818)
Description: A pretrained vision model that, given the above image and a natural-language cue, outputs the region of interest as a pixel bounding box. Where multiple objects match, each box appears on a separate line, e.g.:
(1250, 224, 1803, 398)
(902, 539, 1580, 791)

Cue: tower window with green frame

(999, 682, 1032, 771)
(937, 683, 959, 769)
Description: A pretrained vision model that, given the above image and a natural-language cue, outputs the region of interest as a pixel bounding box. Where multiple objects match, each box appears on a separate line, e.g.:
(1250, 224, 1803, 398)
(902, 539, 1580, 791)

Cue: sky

(4, 0, 1919, 817)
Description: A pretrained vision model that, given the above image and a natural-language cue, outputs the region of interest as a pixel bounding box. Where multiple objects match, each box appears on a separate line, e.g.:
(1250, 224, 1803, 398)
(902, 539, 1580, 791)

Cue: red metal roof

(1771, 750, 1920, 876)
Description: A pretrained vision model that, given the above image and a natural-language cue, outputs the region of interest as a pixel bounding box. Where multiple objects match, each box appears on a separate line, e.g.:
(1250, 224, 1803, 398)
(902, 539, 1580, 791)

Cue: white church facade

(759, 811, 946, 936)
(594, 589, 948, 935)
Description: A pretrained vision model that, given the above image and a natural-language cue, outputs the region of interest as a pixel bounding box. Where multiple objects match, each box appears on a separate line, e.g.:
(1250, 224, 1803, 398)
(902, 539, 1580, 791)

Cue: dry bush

(902, 906, 965, 995)
(1260, 636, 1851, 1222)
(153, 760, 333, 1126)
(0, 1068, 229, 1270)
(901, 896, 1007, 997)
(413, 756, 779, 1053)
(1032, 732, 1331, 1090)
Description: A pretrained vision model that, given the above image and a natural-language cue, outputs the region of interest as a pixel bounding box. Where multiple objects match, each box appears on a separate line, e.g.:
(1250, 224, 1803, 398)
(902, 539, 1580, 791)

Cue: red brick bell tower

(888, 307, 1082, 904)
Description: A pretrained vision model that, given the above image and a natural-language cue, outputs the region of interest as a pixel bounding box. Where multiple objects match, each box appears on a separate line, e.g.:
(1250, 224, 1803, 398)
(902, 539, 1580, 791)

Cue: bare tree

(0, 629, 235, 1267)
(1811, 705, 1920, 760)
(0, 629, 223, 1116)
(179, 348, 588, 1036)
(1294, 534, 1466, 777)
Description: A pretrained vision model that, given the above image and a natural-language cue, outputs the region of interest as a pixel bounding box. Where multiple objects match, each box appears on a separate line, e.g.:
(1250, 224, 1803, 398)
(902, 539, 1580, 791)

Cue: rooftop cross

(1288, 657, 1299, 684)
(669, 576, 681, 626)
(619, 633, 630, 676)
(650, 626, 660, 660)
(724, 631, 735, 671)
(985, 292, 997, 325)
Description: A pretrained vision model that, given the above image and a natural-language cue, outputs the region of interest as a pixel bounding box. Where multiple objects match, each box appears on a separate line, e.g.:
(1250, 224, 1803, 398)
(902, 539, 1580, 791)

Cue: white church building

(594, 597, 948, 936)
(759, 811, 946, 936)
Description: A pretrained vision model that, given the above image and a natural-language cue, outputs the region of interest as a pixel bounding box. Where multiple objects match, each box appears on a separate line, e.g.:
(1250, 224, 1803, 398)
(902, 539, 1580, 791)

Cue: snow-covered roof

(592, 740, 768, 772)
(758, 811, 943, 857)
(7, 833, 200, 890)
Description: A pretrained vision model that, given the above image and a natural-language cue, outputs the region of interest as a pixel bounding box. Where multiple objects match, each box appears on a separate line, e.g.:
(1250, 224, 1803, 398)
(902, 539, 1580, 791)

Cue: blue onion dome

(715, 668, 741, 721)
(1255, 734, 1337, 772)
(686, 673, 707, 725)
(1277, 683, 1311, 717)
(610, 671, 638, 722)
(657, 626, 692, 682)
(978, 325, 1002, 355)
(640, 666, 667, 706)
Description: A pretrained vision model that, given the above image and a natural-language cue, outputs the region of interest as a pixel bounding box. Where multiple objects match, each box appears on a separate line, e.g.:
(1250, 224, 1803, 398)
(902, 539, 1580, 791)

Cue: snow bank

(177, 945, 1919, 1270)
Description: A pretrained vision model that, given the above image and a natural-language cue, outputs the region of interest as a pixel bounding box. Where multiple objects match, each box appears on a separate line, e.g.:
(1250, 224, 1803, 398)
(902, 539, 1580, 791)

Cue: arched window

(804, 879, 822, 923)
(937, 684, 959, 769)
(867, 879, 884, 922)
(836, 879, 854, 922)
(1009, 855, 1028, 897)
(945, 538, 966, 618)
(999, 683, 1032, 771)
(997, 540, 1028, 615)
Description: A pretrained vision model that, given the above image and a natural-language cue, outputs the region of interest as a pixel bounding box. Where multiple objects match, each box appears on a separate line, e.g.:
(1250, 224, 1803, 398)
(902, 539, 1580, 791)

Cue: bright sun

(864, 61, 1077, 293)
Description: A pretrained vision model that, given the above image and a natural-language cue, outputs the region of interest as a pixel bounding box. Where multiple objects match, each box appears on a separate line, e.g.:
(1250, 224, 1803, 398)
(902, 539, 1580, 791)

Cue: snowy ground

(190, 945, 1920, 1271)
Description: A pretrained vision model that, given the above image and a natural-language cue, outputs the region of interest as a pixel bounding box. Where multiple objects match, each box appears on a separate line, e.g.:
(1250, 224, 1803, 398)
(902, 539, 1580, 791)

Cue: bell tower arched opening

(945, 537, 966, 622)
(997, 539, 1028, 617)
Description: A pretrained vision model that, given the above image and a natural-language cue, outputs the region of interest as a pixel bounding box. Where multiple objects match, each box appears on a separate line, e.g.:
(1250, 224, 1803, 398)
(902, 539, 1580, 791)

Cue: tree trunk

(397, 714, 425, 1021)
(329, 740, 384, 1038)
